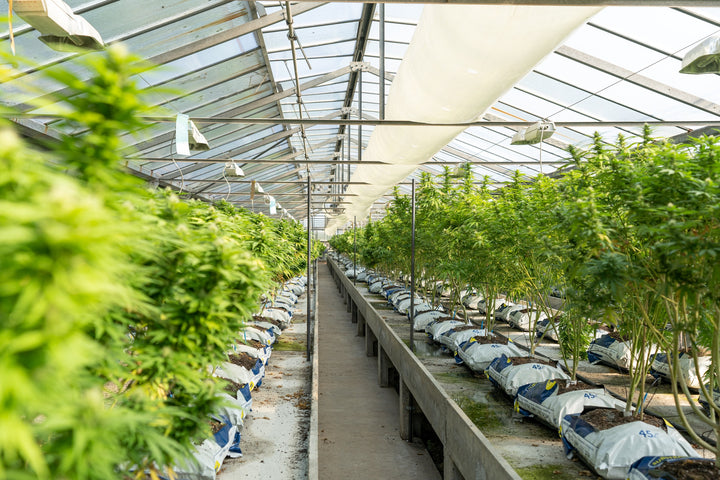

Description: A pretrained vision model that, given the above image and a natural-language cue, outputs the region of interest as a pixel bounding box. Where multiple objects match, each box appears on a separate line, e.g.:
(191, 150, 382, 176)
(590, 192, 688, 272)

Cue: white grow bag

(477, 298, 506, 315)
(369, 280, 388, 294)
(627, 456, 716, 480)
(561, 413, 697, 480)
(587, 334, 633, 370)
(462, 294, 484, 309)
(395, 295, 425, 314)
(456, 340, 526, 372)
(260, 308, 291, 328)
(232, 342, 271, 366)
(494, 303, 524, 323)
(536, 318, 560, 342)
(650, 352, 711, 390)
(439, 327, 487, 351)
(173, 421, 241, 480)
(425, 319, 465, 342)
(216, 359, 265, 391)
(508, 308, 548, 331)
(487, 354, 571, 397)
(250, 321, 282, 337)
(515, 380, 625, 430)
(240, 326, 275, 346)
(413, 310, 449, 331)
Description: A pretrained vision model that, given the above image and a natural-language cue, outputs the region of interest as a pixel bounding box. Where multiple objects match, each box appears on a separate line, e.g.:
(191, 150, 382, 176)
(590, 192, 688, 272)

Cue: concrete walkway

(317, 262, 441, 480)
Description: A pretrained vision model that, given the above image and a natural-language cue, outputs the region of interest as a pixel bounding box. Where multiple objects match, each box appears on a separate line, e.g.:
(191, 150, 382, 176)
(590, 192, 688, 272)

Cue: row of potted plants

(0, 47, 318, 479)
(330, 128, 720, 472)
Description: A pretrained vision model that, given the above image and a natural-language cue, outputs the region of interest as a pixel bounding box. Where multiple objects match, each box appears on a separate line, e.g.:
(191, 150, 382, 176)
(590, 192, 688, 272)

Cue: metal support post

(409, 178, 416, 352)
(353, 215, 357, 285)
(379, 3, 385, 121)
(358, 69, 362, 162)
(306, 176, 311, 361)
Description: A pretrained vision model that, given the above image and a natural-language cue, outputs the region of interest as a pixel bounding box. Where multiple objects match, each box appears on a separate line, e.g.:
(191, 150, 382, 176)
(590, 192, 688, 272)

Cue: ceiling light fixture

(14, 0, 104, 51)
(510, 120, 556, 145)
(680, 36, 720, 74)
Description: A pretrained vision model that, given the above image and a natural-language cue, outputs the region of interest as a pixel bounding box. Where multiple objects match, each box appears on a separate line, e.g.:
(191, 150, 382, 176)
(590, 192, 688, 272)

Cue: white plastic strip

(175, 113, 190, 156)
(326, 4, 601, 234)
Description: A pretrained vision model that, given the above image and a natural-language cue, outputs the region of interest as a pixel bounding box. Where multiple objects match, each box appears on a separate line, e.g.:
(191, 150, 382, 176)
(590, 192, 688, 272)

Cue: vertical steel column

(410, 178, 416, 352)
(379, 3, 385, 121)
(306, 176, 312, 362)
(353, 215, 357, 286)
(358, 69, 363, 162)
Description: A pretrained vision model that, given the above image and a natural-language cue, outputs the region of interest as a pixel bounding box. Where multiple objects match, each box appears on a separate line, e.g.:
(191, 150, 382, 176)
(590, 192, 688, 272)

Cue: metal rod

(358, 69, 363, 162)
(164, 179, 370, 184)
(410, 178, 416, 353)
(130, 156, 569, 166)
(122, 116, 719, 129)
(353, 216, 357, 286)
(306, 176, 311, 362)
(379, 3, 385, 121)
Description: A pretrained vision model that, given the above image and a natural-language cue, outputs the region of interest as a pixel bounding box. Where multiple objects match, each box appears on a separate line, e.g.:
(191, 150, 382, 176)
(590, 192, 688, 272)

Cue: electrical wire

(222, 167, 230, 201)
(169, 137, 185, 194)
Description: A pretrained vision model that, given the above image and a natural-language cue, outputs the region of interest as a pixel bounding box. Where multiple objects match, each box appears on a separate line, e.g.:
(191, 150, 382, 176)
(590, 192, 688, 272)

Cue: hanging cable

(222, 168, 231, 201)
(285, 1, 312, 175)
(169, 137, 185, 194)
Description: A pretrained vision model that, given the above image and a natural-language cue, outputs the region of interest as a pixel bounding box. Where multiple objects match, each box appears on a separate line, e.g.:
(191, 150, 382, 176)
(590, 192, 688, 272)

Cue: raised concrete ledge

(328, 259, 521, 480)
(308, 264, 320, 480)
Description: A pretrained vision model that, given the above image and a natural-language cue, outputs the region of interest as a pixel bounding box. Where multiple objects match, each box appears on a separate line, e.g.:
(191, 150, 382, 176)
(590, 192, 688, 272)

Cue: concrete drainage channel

(327, 258, 523, 480)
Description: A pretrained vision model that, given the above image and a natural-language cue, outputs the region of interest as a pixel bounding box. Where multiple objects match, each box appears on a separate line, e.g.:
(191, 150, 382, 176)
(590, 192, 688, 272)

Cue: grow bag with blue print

(486, 354, 570, 398)
(456, 339, 526, 371)
(627, 456, 717, 480)
(259, 308, 291, 328)
(535, 318, 559, 342)
(508, 308, 547, 331)
(477, 298, 506, 315)
(425, 319, 465, 341)
(216, 359, 265, 392)
(232, 342, 271, 366)
(649, 352, 711, 390)
(515, 380, 624, 430)
(413, 311, 451, 332)
(561, 411, 698, 480)
(494, 303, 523, 323)
(587, 334, 633, 370)
(438, 326, 486, 351)
(172, 418, 240, 480)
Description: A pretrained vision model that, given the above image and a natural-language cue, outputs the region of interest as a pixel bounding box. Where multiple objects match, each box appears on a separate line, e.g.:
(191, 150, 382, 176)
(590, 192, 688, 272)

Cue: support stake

(410, 178, 416, 353)
(306, 176, 311, 361)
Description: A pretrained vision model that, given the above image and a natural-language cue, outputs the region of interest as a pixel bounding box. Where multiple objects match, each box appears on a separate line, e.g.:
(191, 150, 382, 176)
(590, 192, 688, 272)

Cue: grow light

(510, 121, 556, 145)
(14, 0, 104, 52)
(224, 162, 244, 177)
(680, 35, 720, 74)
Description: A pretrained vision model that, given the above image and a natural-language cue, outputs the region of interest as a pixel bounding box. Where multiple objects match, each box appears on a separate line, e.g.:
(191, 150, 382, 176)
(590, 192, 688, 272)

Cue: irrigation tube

(409, 178, 416, 353)
(306, 176, 311, 362)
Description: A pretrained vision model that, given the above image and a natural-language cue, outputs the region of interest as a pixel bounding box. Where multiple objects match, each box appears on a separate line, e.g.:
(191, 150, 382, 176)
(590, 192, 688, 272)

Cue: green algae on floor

(514, 464, 582, 480)
(433, 371, 476, 384)
(452, 394, 504, 432)
(273, 337, 306, 352)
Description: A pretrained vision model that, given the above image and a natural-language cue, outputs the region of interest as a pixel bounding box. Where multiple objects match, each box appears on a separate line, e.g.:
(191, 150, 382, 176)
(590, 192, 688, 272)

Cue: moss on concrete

(514, 464, 579, 480)
(273, 337, 306, 352)
(452, 394, 504, 433)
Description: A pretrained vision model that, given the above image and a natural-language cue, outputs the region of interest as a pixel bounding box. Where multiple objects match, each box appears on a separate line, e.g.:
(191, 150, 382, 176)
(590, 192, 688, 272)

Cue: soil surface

(555, 380, 594, 395)
(507, 356, 556, 367)
(228, 353, 257, 370)
(210, 419, 224, 434)
(239, 339, 265, 350)
(581, 408, 665, 431)
(472, 334, 508, 345)
(450, 325, 479, 332)
(652, 458, 719, 480)
(221, 378, 244, 396)
(253, 315, 283, 329)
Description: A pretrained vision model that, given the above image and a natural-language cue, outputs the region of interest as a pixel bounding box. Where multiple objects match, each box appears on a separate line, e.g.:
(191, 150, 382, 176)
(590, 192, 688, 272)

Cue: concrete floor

(317, 262, 441, 480)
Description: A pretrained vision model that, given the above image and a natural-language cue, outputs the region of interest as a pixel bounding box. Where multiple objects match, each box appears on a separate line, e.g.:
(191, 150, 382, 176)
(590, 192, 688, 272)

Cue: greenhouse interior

(4, 0, 720, 479)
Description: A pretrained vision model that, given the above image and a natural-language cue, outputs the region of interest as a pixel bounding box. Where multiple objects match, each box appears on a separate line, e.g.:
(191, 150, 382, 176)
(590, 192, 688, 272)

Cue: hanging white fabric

(325, 4, 602, 234)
